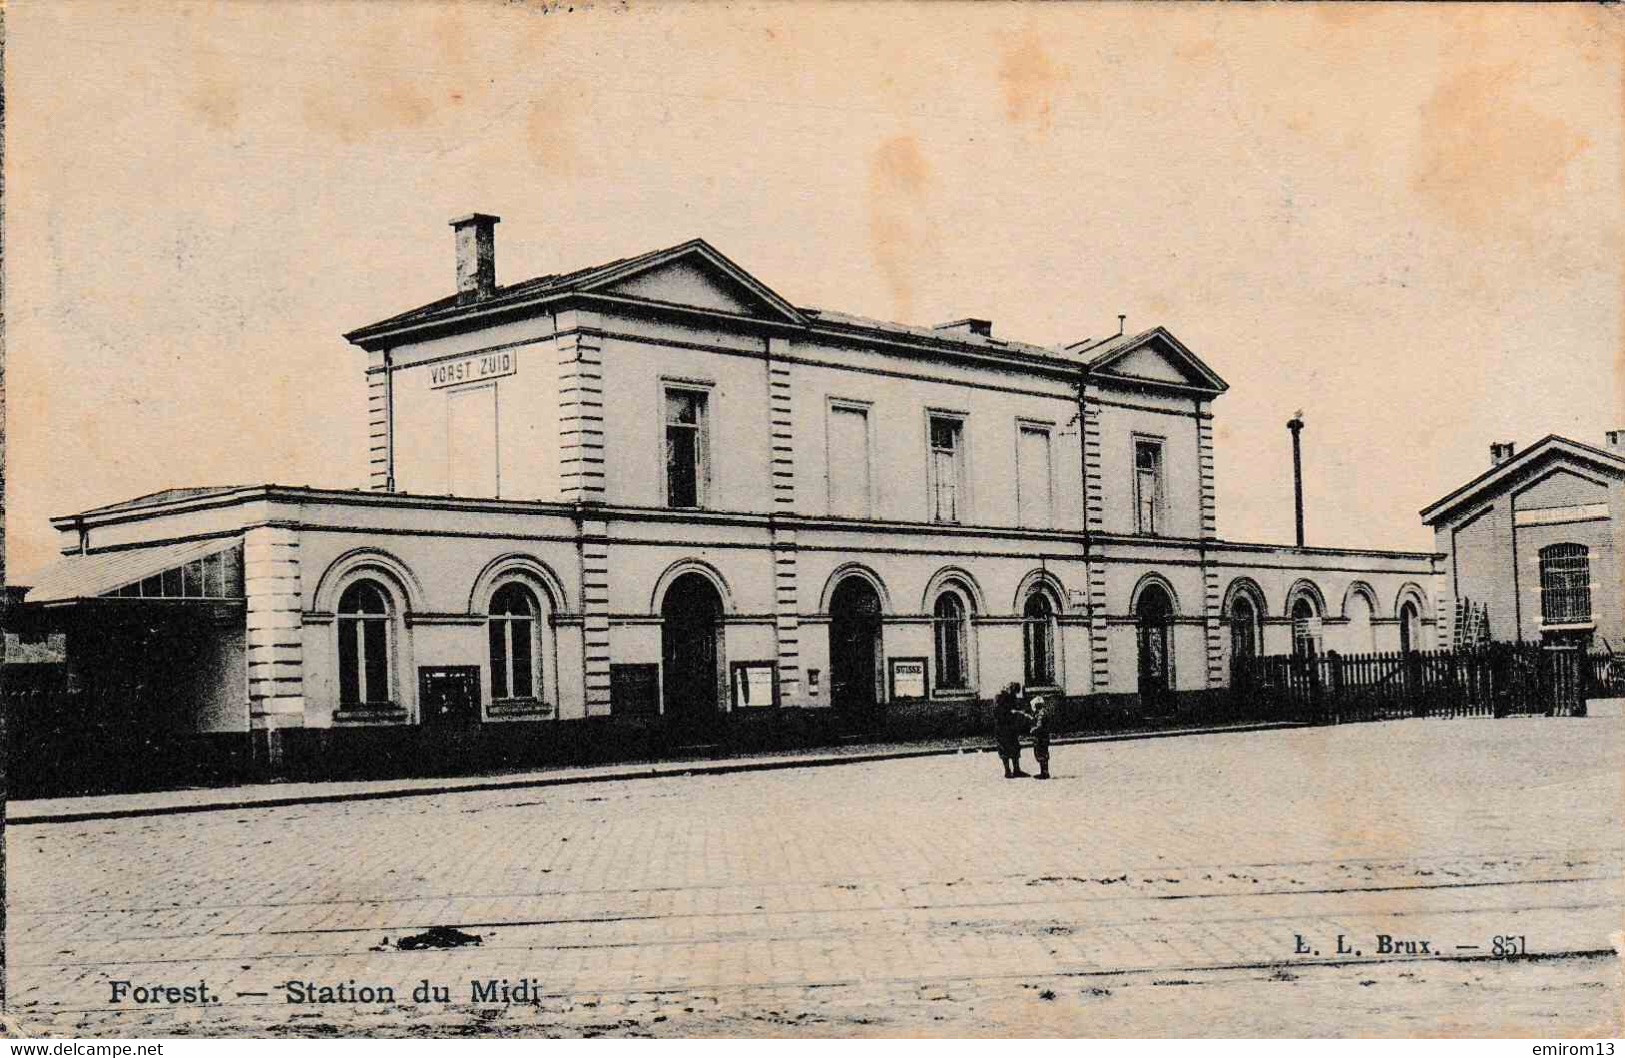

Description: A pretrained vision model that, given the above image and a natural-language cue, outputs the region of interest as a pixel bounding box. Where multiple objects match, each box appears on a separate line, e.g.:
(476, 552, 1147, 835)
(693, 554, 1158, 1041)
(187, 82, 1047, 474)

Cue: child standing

(1028, 696, 1052, 779)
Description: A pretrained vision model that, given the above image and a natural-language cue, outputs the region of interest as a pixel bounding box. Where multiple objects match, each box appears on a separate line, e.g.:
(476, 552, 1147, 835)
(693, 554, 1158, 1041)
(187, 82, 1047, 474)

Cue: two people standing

(993, 682, 1051, 780)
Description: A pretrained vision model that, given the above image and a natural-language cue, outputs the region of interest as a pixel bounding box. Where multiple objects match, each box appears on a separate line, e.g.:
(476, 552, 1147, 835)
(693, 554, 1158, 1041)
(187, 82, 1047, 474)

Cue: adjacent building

(1421, 434, 1624, 652)
(18, 216, 1444, 770)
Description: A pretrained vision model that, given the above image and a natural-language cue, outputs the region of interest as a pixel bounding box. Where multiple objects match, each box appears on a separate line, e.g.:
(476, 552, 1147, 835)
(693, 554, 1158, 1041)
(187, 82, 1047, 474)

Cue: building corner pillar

(767, 338, 802, 704)
(243, 525, 305, 770)
(558, 310, 607, 505)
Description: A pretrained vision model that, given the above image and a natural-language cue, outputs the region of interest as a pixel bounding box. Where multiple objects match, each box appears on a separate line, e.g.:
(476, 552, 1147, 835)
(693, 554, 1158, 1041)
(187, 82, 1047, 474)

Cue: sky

(6, 2, 1622, 579)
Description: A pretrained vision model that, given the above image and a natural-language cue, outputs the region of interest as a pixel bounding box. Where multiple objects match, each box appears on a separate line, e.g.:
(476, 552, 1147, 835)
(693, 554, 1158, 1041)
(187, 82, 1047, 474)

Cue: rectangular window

(828, 403, 872, 517)
(1017, 424, 1054, 528)
(1134, 438, 1164, 535)
(448, 384, 499, 497)
(664, 388, 709, 508)
(929, 415, 965, 524)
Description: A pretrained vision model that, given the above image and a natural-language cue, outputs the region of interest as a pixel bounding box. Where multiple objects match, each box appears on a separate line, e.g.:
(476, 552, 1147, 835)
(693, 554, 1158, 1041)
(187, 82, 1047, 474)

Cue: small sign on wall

(731, 661, 779, 708)
(888, 656, 929, 702)
(428, 349, 517, 389)
(610, 663, 660, 717)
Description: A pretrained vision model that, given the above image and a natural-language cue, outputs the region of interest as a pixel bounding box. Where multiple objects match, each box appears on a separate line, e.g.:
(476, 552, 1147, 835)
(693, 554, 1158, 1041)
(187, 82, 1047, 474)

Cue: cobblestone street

(7, 717, 1623, 1037)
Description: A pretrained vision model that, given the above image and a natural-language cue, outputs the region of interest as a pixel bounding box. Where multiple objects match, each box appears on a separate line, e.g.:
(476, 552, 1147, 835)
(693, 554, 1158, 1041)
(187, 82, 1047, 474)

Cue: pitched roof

(1419, 434, 1625, 525)
(344, 238, 806, 347)
(1074, 326, 1229, 394)
(77, 486, 250, 517)
(23, 538, 241, 605)
(800, 307, 1068, 363)
(344, 235, 1230, 390)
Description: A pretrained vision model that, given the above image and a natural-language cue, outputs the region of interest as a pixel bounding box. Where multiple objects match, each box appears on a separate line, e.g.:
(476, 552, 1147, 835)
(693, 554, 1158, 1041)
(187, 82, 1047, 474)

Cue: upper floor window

(1134, 438, 1164, 535)
(489, 583, 541, 701)
(928, 414, 966, 524)
(1017, 424, 1054, 529)
(338, 580, 392, 706)
(827, 401, 872, 518)
(664, 387, 710, 508)
(1539, 543, 1591, 625)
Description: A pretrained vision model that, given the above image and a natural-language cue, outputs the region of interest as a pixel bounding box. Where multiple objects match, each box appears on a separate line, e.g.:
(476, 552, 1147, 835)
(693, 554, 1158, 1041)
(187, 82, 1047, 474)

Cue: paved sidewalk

(9, 720, 1300, 824)
(7, 716, 1621, 1036)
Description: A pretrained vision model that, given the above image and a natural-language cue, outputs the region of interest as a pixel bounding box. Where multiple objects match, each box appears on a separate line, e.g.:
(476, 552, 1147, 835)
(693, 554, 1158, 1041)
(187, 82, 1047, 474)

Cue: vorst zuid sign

(429, 351, 516, 390)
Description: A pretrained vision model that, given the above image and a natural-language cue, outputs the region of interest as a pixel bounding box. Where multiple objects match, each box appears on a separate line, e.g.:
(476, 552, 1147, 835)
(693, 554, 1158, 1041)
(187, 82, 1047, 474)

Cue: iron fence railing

(1233, 642, 1591, 724)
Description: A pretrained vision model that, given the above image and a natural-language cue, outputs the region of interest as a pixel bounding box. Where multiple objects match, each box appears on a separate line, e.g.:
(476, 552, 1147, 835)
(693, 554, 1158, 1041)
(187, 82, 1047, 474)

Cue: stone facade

(27, 229, 1446, 759)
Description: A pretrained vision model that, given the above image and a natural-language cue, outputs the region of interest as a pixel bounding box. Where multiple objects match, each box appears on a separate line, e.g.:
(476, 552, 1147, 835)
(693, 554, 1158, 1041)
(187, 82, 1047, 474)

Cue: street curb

(9, 721, 1305, 826)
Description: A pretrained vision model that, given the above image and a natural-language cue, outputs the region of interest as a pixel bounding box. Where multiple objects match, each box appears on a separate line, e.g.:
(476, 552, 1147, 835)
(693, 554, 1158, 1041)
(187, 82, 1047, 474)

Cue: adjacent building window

(338, 580, 392, 706)
(932, 591, 970, 690)
(1539, 543, 1591, 624)
(827, 402, 872, 518)
(1017, 424, 1054, 528)
(1134, 438, 1164, 534)
(928, 414, 966, 523)
(1022, 590, 1058, 686)
(664, 388, 710, 508)
(488, 583, 540, 701)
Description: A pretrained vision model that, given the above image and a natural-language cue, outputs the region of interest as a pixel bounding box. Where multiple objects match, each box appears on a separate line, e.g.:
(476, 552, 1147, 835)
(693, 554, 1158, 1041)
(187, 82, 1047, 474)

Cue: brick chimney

(1490, 441, 1516, 466)
(450, 213, 500, 302)
(1606, 429, 1624, 455)
(934, 318, 993, 338)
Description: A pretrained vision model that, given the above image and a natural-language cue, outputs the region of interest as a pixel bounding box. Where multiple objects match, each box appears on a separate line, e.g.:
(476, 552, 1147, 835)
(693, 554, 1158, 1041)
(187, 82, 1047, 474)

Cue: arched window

(338, 580, 392, 706)
(933, 591, 969, 691)
(1539, 544, 1591, 625)
(1399, 601, 1421, 654)
(1229, 595, 1260, 662)
(489, 583, 541, 700)
(1291, 597, 1321, 658)
(1022, 591, 1057, 687)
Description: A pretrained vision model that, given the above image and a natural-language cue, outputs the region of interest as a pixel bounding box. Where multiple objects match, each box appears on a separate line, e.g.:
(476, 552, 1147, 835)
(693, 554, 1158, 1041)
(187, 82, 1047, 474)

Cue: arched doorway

(1399, 601, 1420, 654)
(828, 576, 882, 718)
(661, 572, 723, 728)
(1291, 597, 1320, 657)
(1229, 594, 1259, 664)
(1136, 582, 1174, 705)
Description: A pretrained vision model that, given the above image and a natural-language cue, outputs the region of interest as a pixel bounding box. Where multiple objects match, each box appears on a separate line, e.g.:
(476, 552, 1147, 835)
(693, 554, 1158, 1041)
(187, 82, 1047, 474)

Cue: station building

(19, 215, 1444, 769)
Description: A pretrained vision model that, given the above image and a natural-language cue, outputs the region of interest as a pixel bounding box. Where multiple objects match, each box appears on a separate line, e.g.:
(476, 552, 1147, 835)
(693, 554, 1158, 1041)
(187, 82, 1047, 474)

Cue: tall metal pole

(1287, 414, 1305, 548)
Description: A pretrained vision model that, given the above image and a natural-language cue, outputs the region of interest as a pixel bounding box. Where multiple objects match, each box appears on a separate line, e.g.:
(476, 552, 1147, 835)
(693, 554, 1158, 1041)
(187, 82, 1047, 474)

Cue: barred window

(1539, 543, 1591, 624)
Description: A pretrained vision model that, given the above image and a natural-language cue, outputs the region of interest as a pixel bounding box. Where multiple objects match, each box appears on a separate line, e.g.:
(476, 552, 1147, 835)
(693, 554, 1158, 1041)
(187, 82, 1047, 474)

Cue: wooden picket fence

(1232, 642, 1588, 724)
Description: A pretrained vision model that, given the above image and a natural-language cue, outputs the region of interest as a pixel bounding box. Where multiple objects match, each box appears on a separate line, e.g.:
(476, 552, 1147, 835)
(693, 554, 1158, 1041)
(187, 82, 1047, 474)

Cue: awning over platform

(22, 538, 244, 605)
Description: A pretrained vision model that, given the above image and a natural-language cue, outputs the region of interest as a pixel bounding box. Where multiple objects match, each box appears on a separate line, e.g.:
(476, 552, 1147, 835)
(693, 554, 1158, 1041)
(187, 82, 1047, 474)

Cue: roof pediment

(1084, 327, 1228, 395)
(581, 240, 806, 324)
(1419, 435, 1625, 525)
(345, 238, 805, 348)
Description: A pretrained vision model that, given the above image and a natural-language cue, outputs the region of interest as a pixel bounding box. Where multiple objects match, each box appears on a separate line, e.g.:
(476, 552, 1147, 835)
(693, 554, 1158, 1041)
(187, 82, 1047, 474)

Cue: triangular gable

(581, 239, 807, 325)
(1420, 435, 1625, 525)
(1086, 327, 1228, 394)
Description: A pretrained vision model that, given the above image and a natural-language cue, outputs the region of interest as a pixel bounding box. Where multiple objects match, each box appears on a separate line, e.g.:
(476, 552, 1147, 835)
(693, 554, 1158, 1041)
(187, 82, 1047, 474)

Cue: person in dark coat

(992, 682, 1030, 778)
